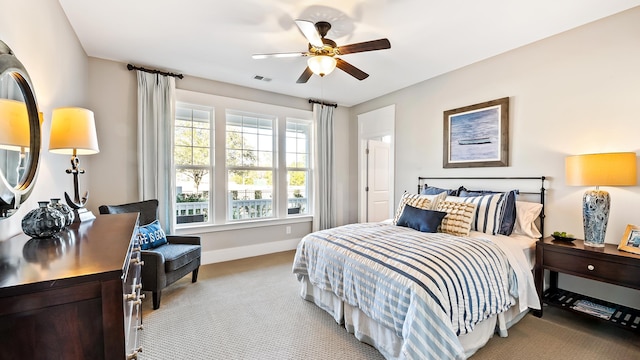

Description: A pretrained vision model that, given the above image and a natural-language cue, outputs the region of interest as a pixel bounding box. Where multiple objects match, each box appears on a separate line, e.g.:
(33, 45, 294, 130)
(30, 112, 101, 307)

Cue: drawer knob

(587, 264, 595, 271)
(126, 347, 143, 360)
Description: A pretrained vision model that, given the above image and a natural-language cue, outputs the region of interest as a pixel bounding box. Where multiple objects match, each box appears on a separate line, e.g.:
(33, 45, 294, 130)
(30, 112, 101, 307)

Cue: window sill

(174, 215, 313, 235)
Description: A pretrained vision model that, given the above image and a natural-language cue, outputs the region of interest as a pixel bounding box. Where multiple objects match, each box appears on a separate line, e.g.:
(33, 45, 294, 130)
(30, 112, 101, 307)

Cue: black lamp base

(73, 207, 96, 223)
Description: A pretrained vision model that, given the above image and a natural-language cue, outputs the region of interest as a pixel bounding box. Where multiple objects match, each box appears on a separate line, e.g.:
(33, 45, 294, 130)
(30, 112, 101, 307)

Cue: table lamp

(49, 107, 100, 222)
(565, 152, 637, 247)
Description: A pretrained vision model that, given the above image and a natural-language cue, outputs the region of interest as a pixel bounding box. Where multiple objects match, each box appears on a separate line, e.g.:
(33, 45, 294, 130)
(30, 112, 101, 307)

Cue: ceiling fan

(252, 20, 391, 83)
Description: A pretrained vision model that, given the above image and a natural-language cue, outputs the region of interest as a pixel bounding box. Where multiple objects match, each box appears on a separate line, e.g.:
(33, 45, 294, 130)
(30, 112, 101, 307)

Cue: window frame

(173, 102, 215, 227)
(173, 89, 313, 229)
(285, 118, 312, 216)
(225, 109, 276, 221)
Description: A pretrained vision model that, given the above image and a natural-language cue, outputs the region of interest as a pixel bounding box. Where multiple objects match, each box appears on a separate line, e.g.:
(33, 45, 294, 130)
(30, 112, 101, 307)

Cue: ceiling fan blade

(336, 58, 369, 80)
(295, 20, 324, 48)
(336, 38, 391, 55)
(252, 52, 308, 59)
(296, 67, 314, 83)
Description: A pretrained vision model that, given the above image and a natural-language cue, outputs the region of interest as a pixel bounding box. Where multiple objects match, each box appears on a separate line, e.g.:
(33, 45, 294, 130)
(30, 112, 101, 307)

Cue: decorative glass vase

(21, 201, 66, 238)
(49, 198, 75, 227)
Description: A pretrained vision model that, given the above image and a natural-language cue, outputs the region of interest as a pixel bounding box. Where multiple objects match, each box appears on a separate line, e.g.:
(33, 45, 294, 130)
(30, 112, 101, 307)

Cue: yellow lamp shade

(0, 99, 30, 152)
(565, 152, 637, 187)
(307, 55, 337, 77)
(49, 107, 99, 155)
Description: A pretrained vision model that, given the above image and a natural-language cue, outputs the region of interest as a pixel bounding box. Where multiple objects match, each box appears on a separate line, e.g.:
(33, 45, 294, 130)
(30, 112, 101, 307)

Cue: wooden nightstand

(534, 237, 640, 333)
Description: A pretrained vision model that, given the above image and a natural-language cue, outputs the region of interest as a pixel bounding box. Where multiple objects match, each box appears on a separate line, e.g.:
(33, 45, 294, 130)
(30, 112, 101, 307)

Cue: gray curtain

(136, 71, 175, 232)
(312, 103, 336, 231)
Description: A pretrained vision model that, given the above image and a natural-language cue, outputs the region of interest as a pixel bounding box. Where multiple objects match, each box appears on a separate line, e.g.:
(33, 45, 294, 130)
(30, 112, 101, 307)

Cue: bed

(292, 176, 546, 360)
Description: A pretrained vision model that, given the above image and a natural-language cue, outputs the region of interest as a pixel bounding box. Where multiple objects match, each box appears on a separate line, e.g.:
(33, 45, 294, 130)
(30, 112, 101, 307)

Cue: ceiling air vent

(253, 75, 272, 82)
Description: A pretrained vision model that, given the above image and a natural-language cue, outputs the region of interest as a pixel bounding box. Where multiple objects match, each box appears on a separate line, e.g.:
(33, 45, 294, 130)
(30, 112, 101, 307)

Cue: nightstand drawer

(544, 250, 640, 288)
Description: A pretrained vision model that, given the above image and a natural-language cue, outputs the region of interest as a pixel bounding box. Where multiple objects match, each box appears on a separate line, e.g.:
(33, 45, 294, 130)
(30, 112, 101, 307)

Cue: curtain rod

(309, 99, 338, 108)
(127, 64, 184, 79)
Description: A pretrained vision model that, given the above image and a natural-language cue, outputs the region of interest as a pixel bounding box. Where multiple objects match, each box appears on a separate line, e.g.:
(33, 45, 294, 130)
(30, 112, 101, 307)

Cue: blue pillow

(421, 186, 458, 196)
(396, 205, 447, 233)
(459, 188, 518, 235)
(137, 220, 168, 250)
(499, 190, 518, 235)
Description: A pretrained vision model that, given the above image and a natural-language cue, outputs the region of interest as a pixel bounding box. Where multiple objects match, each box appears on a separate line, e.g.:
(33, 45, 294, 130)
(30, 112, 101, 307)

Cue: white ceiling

(59, 0, 640, 107)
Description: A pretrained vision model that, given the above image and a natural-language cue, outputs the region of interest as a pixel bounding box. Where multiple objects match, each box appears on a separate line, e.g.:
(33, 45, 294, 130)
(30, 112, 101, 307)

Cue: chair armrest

(167, 235, 201, 246)
(141, 250, 165, 270)
(140, 250, 166, 291)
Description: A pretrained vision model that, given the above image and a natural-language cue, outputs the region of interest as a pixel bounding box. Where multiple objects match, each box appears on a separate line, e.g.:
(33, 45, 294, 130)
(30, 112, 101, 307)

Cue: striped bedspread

(292, 222, 515, 360)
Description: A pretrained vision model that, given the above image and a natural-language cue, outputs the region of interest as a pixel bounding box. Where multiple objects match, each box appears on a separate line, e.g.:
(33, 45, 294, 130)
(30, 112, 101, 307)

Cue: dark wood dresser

(0, 213, 144, 359)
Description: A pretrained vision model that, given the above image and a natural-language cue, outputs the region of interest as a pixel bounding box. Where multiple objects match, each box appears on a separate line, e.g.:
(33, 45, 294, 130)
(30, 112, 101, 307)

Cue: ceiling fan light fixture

(307, 55, 337, 77)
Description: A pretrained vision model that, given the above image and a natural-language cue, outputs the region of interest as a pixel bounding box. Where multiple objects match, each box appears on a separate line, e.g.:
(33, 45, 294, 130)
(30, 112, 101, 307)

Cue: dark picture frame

(618, 224, 640, 255)
(443, 97, 509, 168)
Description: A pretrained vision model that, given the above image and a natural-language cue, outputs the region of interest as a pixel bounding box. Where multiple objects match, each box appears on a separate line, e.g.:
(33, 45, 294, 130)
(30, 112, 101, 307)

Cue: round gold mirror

(0, 40, 41, 218)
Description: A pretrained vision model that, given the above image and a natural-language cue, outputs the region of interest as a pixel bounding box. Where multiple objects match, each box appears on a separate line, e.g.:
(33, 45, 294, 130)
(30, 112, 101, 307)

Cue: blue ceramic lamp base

(582, 189, 609, 247)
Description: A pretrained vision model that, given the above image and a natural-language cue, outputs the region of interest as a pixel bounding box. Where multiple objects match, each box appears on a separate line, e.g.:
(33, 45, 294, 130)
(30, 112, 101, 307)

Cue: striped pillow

(446, 194, 507, 235)
(459, 188, 518, 235)
(435, 200, 477, 236)
(392, 192, 447, 225)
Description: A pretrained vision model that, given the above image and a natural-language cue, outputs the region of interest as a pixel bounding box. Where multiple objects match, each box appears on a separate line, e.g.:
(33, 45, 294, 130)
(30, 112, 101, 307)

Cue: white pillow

(512, 201, 543, 238)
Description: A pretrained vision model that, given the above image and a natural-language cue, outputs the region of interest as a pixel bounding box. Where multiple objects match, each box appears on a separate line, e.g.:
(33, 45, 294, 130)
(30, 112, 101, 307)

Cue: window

(286, 120, 311, 215)
(173, 90, 313, 227)
(174, 104, 213, 225)
(226, 111, 274, 220)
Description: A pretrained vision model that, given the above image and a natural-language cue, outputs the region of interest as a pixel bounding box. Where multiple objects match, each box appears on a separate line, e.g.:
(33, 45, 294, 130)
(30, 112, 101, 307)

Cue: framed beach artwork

(618, 224, 640, 255)
(443, 97, 509, 168)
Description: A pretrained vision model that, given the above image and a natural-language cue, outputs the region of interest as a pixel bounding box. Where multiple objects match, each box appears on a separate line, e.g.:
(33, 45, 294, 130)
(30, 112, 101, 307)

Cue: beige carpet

(139, 251, 639, 360)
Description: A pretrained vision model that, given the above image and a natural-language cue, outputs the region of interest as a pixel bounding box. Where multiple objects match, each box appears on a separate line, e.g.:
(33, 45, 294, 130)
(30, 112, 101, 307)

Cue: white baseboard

(201, 238, 302, 264)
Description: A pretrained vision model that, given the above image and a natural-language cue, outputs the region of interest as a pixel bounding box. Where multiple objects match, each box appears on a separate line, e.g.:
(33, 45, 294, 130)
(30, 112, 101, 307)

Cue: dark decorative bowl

(551, 234, 576, 242)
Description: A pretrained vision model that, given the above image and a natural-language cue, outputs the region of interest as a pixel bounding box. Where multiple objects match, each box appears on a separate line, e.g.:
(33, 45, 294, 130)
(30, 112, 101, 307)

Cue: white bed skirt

(299, 276, 528, 359)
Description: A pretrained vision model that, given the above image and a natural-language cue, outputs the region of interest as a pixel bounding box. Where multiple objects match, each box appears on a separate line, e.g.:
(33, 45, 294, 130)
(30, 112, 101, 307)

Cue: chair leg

(192, 268, 199, 283)
(153, 291, 161, 310)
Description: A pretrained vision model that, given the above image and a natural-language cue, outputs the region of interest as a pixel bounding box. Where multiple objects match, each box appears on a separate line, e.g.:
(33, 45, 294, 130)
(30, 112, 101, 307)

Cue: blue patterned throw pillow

(137, 220, 168, 250)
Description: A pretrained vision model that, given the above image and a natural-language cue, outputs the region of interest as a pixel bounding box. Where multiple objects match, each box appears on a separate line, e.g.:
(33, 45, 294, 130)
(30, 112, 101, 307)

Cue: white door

(366, 140, 391, 222)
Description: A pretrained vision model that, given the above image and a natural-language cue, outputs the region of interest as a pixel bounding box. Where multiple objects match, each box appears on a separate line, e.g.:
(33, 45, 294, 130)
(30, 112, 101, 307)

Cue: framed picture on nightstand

(618, 224, 640, 255)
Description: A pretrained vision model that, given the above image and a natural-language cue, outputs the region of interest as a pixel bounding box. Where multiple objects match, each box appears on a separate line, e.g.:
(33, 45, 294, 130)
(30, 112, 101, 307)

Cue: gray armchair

(98, 199, 201, 309)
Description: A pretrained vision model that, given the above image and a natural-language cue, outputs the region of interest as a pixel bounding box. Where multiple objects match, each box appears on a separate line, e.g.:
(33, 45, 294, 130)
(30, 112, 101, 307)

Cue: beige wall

(0, 0, 90, 239)
(350, 7, 640, 307)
